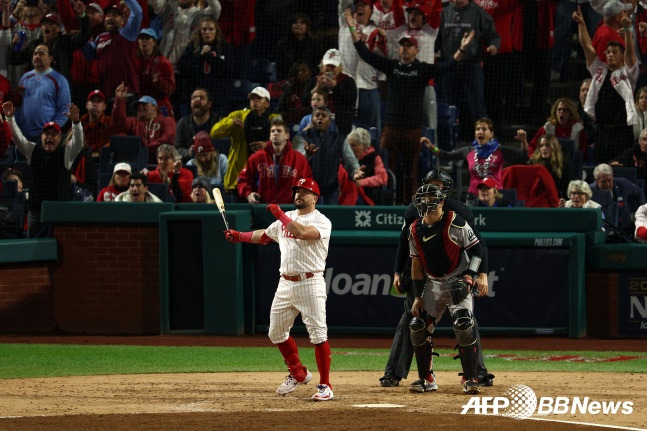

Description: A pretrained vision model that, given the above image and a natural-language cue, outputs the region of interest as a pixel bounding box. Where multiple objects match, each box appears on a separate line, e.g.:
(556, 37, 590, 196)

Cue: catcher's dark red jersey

(409, 210, 479, 278)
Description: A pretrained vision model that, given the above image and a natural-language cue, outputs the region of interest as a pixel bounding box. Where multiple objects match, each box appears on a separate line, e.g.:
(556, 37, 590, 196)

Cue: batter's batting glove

(224, 229, 241, 243)
(266, 204, 284, 219)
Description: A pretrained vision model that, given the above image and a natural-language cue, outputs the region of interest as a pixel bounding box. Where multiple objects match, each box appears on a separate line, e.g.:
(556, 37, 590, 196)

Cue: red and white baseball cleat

(311, 384, 334, 401)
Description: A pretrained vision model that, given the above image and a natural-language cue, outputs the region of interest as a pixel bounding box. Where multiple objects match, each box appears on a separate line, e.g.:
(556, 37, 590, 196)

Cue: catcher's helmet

(292, 178, 320, 197)
(413, 183, 446, 217)
(423, 169, 454, 192)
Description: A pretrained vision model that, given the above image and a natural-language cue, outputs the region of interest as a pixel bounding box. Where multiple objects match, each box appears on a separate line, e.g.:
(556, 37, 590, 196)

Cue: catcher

(408, 183, 485, 395)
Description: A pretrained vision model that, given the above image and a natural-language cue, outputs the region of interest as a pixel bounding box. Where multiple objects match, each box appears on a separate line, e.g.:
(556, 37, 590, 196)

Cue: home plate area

(0, 371, 645, 431)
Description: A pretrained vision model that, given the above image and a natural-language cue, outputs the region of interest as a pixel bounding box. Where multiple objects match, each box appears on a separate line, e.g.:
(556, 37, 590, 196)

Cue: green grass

(0, 344, 645, 379)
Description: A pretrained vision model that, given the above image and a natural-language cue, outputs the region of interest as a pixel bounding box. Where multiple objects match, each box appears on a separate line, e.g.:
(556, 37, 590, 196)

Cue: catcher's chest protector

(412, 211, 462, 278)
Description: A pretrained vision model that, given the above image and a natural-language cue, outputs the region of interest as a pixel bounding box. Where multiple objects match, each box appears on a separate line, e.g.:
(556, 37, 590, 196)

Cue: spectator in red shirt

(96, 162, 132, 202)
(81, 89, 120, 159)
(135, 28, 176, 118)
(592, 0, 633, 63)
(237, 118, 312, 204)
(478, 0, 523, 135)
(111, 82, 177, 163)
(143, 144, 194, 203)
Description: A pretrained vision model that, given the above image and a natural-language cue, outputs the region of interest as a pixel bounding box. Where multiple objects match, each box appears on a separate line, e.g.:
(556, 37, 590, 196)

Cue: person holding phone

(310, 48, 357, 136)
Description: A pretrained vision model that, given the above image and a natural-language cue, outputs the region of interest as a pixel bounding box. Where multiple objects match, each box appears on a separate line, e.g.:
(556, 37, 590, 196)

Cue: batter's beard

(294, 199, 306, 209)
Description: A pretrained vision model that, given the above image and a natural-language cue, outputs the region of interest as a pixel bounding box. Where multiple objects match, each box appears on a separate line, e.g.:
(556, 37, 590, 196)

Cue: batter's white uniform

(264, 209, 332, 345)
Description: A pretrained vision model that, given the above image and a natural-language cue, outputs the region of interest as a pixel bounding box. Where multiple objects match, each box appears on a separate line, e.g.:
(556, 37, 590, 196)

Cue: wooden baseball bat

(212, 188, 230, 230)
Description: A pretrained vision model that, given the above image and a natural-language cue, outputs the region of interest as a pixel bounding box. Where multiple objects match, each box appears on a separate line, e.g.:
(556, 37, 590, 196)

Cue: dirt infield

(0, 371, 645, 431)
(0, 334, 646, 430)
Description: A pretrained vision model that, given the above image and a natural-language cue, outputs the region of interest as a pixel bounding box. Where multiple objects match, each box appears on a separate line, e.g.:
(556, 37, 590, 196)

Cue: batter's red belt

(282, 272, 315, 282)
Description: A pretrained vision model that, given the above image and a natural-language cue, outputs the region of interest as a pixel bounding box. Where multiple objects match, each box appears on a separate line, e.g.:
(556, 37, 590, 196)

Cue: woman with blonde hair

(559, 180, 600, 209)
(528, 135, 573, 198)
(186, 131, 227, 188)
(190, 178, 214, 204)
(517, 97, 586, 155)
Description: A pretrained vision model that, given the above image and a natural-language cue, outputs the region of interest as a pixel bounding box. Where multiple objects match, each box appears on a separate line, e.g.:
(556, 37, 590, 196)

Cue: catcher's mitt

(448, 278, 472, 304)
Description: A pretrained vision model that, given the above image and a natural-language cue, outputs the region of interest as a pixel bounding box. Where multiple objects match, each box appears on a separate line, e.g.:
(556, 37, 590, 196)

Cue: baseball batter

(223, 178, 334, 401)
(408, 183, 484, 395)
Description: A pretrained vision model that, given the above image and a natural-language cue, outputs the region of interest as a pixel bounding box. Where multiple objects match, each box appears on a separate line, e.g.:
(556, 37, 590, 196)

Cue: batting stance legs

(223, 178, 334, 401)
(269, 275, 332, 397)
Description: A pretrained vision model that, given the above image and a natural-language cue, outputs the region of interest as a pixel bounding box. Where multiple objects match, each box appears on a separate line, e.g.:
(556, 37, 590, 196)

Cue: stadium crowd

(0, 0, 646, 242)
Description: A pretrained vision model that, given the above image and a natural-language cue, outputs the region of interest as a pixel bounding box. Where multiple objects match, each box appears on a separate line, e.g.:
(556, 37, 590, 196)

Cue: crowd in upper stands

(0, 0, 646, 242)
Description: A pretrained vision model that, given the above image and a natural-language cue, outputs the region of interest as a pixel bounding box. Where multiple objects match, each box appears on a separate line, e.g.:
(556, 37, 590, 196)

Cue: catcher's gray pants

(383, 289, 488, 380)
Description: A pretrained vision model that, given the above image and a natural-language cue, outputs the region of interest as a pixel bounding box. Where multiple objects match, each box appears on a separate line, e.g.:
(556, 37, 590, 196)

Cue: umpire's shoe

(379, 374, 400, 387)
(478, 373, 495, 387)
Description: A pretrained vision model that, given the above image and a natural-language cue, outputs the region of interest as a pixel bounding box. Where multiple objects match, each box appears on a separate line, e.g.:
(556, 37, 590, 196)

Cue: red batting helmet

(292, 178, 320, 197)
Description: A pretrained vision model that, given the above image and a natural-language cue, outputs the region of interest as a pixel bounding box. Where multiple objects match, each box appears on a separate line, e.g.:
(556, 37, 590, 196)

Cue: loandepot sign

(461, 384, 634, 419)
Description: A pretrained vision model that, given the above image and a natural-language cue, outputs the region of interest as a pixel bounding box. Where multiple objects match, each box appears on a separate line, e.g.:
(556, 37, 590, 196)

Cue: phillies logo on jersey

(95, 32, 114, 53)
(281, 224, 295, 239)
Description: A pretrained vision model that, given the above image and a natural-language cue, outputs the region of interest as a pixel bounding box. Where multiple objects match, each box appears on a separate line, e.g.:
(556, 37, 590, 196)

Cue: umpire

(379, 169, 494, 388)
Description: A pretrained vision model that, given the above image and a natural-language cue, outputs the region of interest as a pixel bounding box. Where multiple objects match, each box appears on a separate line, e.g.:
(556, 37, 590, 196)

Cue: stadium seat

(591, 189, 619, 227)
(369, 126, 388, 169)
(612, 166, 637, 183)
(99, 136, 147, 174)
(381, 168, 396, 206)
(244, 58, 277, 85)
(148, 182, 174, 203)
(499, 188, 517, 206)
(436, 102, 458, 151)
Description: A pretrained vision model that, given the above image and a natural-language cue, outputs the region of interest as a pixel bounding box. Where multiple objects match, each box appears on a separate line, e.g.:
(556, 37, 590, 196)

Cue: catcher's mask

(413, 183, 446, 217)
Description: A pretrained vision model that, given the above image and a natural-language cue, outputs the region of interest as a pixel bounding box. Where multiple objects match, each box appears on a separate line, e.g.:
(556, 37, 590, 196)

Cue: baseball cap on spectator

(191, 131, 214, 154)
(322, 48, 342, 67)
(247, 86, 270, 101)
(132, 95, 158, 108)
(139, 28, 158, 40)
(88, 3, 104, 15)
(87, 89, 105, 101)
(354, 0, 374, 6)
(2, 167, 23, 182)
(42, 122, 61, 134)
(602, 0, 632, 19)
(105, 4, 123, 15)
(399, 35, 419, 48)
(406, 2, 427, 14)
(43, 13, 62, 26)
(477, 177, 497, 189)
(113, 162, 132, 175)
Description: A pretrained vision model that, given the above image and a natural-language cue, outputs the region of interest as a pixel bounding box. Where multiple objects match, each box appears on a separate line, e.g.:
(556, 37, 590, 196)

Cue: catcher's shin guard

(453, 309, 478, 380)
(410, 315, 437, 380)
(413, 341, 435, 381)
